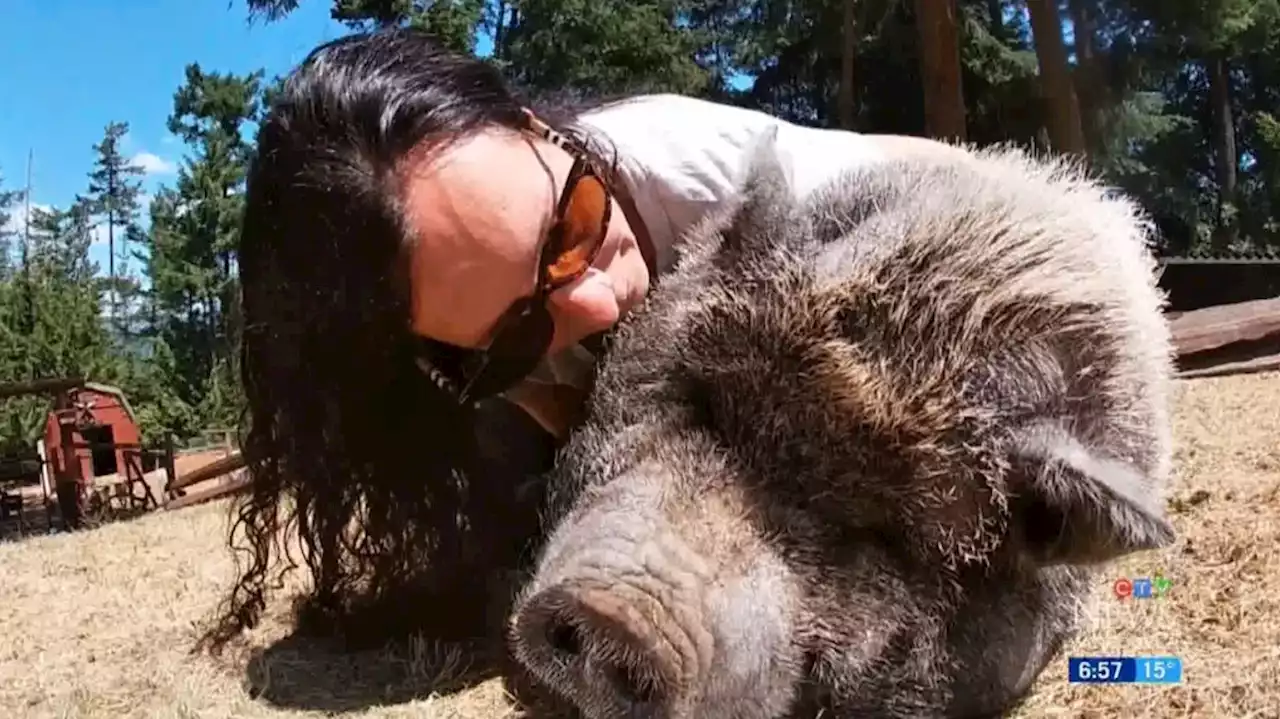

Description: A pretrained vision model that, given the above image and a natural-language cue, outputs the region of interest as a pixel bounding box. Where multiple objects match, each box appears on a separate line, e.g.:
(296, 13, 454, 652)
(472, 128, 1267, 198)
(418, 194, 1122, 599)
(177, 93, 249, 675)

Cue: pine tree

(142, 63, 262, 429)
(85, 121, 146, 333)
(0, 170, 25, 281)
(0, 196, 113, 449)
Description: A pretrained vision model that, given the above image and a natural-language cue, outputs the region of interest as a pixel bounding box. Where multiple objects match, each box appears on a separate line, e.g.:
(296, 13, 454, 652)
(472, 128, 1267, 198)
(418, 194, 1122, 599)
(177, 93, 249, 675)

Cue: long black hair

(201, 27, 623, 651)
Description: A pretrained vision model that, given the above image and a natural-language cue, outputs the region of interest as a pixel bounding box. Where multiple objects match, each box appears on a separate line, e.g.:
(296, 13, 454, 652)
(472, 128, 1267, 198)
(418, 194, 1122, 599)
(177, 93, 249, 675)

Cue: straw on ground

(1, 373, 1277, 719)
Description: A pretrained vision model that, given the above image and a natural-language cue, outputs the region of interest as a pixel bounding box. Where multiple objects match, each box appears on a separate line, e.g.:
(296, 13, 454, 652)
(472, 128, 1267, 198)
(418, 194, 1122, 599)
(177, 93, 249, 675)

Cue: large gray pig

(506, 134, 1177, 719)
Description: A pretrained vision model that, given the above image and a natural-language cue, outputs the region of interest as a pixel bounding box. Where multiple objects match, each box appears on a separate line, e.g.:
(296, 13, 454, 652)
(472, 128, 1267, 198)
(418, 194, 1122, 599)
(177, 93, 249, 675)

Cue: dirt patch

(0, 374, 1277, 718)
(172, 448, 235, 478)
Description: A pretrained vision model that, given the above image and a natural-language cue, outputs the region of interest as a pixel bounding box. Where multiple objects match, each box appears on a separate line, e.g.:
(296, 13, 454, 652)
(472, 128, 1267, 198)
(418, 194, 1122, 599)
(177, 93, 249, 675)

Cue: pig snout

(509, 528, 714, 714)
(512, 581, 694, 710)
(508, 488, 804, 719)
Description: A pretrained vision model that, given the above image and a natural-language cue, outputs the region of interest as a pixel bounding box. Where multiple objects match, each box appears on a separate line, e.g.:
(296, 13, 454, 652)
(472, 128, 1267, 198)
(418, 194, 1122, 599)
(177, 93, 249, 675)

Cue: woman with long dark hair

(205, 25, 960, 651)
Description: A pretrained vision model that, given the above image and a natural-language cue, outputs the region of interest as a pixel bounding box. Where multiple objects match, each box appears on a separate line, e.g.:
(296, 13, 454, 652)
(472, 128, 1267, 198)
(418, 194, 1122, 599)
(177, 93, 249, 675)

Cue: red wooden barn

(42, 381, 142, 486)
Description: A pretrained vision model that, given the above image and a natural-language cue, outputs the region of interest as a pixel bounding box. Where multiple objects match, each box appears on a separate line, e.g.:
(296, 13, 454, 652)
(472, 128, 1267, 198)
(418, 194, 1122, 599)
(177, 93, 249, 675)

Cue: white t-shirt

(577, 94, 889, 273)
(522, 94, 890, 391)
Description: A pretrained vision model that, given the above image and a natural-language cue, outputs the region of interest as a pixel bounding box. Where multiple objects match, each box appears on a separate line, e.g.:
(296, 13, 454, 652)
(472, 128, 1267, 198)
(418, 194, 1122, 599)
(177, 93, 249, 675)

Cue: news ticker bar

(1067, 656, 1183, 684)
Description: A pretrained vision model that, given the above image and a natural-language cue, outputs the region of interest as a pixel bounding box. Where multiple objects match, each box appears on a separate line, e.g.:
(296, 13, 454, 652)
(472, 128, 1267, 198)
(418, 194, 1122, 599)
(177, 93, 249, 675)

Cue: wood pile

(160, 450, 247, 512)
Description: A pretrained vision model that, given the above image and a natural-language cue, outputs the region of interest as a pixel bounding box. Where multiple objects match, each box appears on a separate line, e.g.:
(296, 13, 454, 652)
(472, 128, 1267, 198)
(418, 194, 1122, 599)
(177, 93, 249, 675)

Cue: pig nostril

(516, 588, 678, 709)
(546, 618, 582, 657)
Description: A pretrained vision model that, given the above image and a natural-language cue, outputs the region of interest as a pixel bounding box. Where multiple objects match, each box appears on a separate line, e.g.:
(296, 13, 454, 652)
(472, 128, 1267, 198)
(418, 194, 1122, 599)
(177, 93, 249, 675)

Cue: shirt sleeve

(577, 94, 890, 274)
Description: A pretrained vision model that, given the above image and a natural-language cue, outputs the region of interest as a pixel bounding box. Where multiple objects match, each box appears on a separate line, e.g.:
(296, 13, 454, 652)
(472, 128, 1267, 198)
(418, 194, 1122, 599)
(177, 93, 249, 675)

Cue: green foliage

(0, 197, 114, 449)
(331, 0, 415, 26)
(410, 0, 487, 55)
(85, 122, 145, 256)
(502, 0, 708, 96)
(1125, 0, 1280, 54)
(113, 338, 201, 445)
(6, 0, 1280, 455)
(0, 170, 24, 280)
(84, 121, 147, 336)
(140, 64, 261, 439)
(0, 64, 264, 452)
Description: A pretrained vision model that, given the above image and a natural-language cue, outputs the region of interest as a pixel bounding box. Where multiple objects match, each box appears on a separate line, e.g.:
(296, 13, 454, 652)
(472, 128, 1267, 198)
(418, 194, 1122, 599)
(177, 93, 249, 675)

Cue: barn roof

(0, 376, 138, 426)
(76, 382, 139, 426)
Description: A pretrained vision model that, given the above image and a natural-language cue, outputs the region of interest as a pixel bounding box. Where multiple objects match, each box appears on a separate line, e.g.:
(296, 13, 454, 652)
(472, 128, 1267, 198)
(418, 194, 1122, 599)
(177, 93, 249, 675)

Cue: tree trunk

(1026, 0, 1086, 155)
(838, 0, 858, 130)
(504, 7, 520, 59)
(914, 0, 967, 142)
(107, 177, 116, 328)
(1068, 0, 1101, 153)
(107, 174, 115, 284)
(987, 0, 1004, 38)
(1209, 52, 1238, 248)
(493, 0, 509, 60)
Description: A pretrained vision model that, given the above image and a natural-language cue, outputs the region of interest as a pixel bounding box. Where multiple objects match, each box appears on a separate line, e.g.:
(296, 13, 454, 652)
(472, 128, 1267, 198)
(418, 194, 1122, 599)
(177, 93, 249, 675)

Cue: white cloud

(131, 151, 177, 176)
(89, 222, 109, 248)
(1, 200, 52, 240)
(1, 201, 140, 252)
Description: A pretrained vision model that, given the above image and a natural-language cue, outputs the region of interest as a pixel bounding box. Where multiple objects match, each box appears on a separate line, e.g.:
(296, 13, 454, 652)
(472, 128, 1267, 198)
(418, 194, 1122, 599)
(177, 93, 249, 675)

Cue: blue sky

(0, 0, 355, 273)
(0, 1, 1026, 277)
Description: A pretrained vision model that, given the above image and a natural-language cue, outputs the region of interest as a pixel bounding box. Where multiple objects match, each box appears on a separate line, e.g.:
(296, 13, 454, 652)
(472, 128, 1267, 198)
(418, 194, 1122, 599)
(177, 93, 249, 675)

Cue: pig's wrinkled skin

(507, 135, 1177, 719)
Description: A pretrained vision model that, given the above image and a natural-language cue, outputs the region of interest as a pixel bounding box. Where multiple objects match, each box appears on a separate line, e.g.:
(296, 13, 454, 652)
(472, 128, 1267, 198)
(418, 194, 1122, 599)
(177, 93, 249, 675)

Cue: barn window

(80, 425, 118, 477)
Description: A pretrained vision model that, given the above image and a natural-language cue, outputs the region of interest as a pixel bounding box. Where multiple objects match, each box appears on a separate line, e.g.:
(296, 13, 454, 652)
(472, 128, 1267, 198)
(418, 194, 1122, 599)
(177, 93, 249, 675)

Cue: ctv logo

(1113, 573, 1172, 600)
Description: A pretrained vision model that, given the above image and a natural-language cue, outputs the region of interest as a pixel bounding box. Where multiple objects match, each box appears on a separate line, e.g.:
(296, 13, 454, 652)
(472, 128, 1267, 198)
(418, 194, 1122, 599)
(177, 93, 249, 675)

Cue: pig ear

(1009, 421, 1175, 566)
(718, 125, 794, 260)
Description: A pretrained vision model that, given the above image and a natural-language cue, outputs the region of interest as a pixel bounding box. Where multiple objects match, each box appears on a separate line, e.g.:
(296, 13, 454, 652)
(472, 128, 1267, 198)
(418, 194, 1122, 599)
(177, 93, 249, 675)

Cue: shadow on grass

(0, 504, 56, 543)
(234, 395, 576, 715)
(0, 501, 158, 544)
(244, 631, 502, 713)
(240, 570, 579, 717)
(243, 630, 578, 717)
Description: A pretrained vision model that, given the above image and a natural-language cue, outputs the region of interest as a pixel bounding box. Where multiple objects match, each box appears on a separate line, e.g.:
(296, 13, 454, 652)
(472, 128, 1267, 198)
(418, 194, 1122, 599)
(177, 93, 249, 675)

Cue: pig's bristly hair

(559, 140, 1174, 572)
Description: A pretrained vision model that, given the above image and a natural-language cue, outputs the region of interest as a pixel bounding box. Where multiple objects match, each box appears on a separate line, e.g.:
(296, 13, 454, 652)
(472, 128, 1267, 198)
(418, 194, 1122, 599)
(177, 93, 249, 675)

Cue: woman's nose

(546, 269, 621, 353)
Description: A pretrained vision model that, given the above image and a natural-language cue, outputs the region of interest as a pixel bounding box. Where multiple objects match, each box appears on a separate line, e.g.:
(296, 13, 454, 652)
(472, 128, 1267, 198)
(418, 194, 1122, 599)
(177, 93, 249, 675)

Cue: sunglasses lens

(462, 301, 556, 401)
(545, 172, 610, 287)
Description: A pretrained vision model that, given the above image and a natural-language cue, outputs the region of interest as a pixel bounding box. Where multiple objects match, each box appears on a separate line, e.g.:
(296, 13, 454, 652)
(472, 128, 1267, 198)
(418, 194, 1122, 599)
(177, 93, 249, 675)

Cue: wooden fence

(1168, 296, 1280, 379)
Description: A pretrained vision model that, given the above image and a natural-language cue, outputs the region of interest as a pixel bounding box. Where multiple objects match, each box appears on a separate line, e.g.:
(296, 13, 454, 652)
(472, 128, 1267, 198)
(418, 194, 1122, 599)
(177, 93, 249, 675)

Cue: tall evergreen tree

(85, 121, 146, 331)
(0, 197, 112, 449)
(142, 63, 263, 430)
(0, 171, 23, 281)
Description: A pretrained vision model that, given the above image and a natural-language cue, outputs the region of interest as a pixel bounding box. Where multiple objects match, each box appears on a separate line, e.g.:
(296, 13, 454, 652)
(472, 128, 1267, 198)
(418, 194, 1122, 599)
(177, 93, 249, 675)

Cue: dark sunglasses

(414, 111, 613, 406)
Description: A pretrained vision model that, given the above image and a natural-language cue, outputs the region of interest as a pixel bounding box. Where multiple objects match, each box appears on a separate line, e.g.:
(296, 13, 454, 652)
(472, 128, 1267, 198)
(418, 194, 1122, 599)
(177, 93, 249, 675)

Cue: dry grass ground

(1, 373, 1277, 719)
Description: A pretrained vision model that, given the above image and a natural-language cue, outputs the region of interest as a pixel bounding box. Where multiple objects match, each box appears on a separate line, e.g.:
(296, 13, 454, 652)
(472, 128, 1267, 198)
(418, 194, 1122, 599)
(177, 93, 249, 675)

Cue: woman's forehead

(401, 129, 563, 348)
